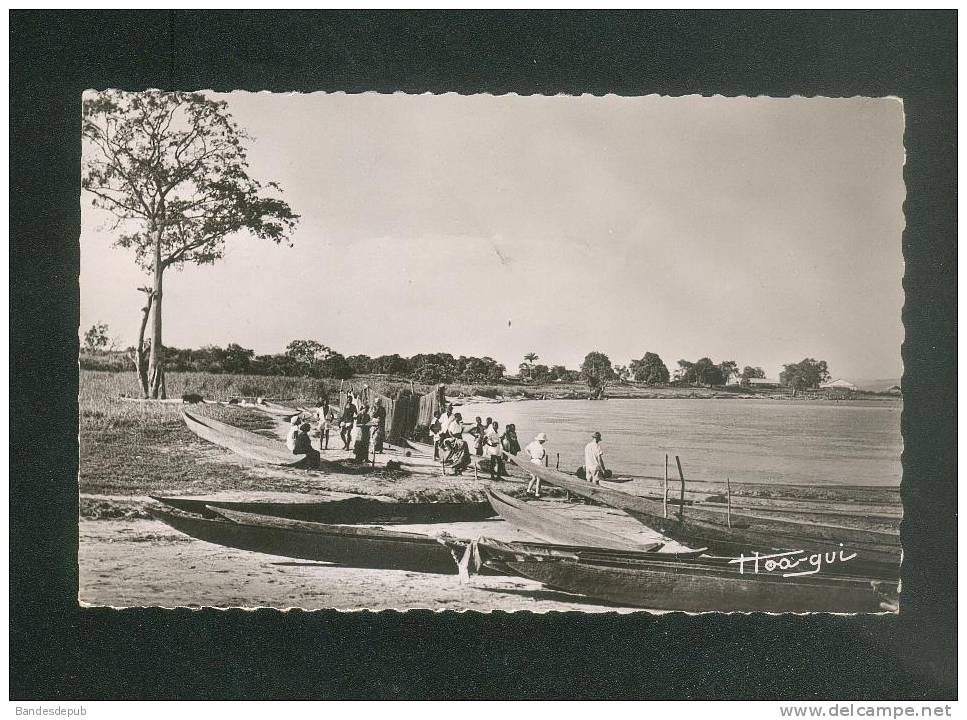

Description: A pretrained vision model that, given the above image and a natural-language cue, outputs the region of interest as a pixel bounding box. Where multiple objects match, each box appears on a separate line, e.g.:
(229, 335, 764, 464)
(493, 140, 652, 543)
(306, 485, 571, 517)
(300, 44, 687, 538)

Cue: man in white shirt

(446, 411, 465, 438)
(285, 415, 301, 452)
(584, 431, 607, 485)
(484, 420, 504, 480)
(439, 403, 455, 433)
(524, 432, 548, 497)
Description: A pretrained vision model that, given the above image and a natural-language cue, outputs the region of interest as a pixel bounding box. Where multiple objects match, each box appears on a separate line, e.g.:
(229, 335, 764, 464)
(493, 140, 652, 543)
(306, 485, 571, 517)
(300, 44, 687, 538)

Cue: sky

(80, 92, 905, 381)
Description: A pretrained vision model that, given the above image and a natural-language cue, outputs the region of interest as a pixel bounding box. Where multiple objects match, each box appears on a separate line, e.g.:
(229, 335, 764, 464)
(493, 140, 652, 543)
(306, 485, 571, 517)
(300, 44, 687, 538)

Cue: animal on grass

(181, 393, 204, 404)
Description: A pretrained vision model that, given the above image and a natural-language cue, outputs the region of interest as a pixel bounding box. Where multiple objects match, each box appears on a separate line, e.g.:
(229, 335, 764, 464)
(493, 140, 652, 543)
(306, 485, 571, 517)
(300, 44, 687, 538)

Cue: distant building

(747, 378, 781, 388)
(820, 379, 858, 391)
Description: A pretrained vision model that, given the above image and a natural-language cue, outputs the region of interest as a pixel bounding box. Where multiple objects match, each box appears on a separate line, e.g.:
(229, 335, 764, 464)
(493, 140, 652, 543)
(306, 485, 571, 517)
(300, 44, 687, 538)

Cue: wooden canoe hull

(507, 558, 897, 613)
(624, 507, 900, 572)
(151, 508, 460, 574)
(182, 409, 319, 469)
(151, 495, 497, 524)
(509, 454, 900, 562)
(485, 487, 656, 552)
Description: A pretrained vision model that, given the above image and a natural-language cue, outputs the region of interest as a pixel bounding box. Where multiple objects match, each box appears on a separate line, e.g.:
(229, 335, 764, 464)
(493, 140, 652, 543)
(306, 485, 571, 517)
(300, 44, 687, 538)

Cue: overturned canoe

(181, 409, 321, 469)
(508, 453, 900, 568)
(151, 506, 460, 574)
(485, 487, 656, 552)
(507, 556, 898, 613)
(151, 495, 497, 524)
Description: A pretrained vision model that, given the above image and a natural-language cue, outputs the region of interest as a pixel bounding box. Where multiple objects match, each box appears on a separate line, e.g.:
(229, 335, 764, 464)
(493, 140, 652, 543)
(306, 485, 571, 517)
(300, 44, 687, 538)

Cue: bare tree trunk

(131, 289, 154, 397)
(147, 229, 166, 399)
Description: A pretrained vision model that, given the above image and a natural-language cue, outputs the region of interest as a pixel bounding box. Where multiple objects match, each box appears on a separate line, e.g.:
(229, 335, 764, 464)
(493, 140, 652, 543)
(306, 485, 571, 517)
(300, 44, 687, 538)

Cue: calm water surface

(456, 398, 902, 487)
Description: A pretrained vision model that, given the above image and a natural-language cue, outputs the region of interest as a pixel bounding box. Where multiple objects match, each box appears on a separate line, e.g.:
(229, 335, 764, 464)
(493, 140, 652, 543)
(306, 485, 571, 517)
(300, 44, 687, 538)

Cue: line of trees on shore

(81, 323, 834, 393)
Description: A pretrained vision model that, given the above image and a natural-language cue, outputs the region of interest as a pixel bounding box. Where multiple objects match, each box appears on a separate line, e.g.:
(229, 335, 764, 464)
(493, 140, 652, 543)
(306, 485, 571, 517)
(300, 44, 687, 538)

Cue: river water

(455, 398, 902, 487)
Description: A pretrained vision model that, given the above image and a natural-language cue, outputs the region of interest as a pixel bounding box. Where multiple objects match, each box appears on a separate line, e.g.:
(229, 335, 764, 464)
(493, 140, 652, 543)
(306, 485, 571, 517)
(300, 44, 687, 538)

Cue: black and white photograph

(77, 90, 906, 614)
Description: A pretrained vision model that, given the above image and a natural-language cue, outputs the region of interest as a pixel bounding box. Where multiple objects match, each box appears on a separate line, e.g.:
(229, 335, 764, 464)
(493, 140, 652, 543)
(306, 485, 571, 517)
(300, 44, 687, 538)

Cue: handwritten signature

(728, 544, 858, 577)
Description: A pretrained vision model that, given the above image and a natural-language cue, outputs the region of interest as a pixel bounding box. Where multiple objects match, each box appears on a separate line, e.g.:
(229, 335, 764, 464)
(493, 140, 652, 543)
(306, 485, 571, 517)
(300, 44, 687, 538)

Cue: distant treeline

(79, 325, 837, 394)
(79, 343, 515, 384)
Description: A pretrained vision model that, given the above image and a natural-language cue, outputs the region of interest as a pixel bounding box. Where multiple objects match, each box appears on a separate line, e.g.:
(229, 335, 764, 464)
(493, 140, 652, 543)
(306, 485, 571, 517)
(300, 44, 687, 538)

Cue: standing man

(584, 431, 607, 485)
(339, 399, 357, 450)
(524, 432, 548, 497)
(316, 397, 335, 451)
(485, 420, 503, 480)
(371, 398, 387, 454)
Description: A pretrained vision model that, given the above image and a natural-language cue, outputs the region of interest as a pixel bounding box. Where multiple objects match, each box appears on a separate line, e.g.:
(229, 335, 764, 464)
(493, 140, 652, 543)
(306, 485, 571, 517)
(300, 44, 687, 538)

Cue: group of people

(285, 391, 611, 491)
(286, 388, 387, 464)
(520, 430, 609, 497)
(427, 404, 524, 478)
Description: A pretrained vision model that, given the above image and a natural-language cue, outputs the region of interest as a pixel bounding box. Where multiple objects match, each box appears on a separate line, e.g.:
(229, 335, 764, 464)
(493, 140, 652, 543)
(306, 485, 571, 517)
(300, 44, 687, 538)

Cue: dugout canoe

(243, 399, 302, 417)
(508, 454, 901, 568)
(485, 487, 657, 552)
(153, 505, 678, 576)
(506, 556, 899, 613)
(453, 536, 692, 571)
(181, 409, 321, 469)
(151, 495, 497, 524)
(151, 507, 461, 574)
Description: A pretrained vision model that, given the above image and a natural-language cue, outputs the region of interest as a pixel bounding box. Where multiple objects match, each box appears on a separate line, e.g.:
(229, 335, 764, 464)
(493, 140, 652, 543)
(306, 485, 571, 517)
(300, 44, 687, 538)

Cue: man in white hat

(524, 432, 548, 497)
(584, 431, 607, 485)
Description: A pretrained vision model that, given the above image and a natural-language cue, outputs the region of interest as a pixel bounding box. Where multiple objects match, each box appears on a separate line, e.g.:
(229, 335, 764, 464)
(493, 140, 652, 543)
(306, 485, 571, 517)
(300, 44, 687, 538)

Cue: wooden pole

(663, 454, 668, 519)
(556, 452, 560, 470)
(676, 455, 685, 519)
(726, 476, 733, 528)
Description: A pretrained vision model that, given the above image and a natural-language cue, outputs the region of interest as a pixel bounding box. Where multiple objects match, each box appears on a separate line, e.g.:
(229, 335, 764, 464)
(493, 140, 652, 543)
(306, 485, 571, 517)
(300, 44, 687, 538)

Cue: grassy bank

(78, 370, 503, 510)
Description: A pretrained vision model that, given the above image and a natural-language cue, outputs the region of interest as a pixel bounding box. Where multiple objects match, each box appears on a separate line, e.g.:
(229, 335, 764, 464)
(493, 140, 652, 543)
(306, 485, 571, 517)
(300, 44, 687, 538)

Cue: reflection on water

(456, 398, 902, 487)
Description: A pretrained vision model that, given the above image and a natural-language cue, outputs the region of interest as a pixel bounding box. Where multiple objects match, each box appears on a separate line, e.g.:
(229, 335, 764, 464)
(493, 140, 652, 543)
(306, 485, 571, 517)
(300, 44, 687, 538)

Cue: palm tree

(524, 352, 539, 364)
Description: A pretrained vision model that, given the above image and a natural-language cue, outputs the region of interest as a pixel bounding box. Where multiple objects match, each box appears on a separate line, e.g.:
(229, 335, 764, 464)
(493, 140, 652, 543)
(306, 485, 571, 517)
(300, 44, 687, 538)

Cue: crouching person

(293, 422, 321, 469)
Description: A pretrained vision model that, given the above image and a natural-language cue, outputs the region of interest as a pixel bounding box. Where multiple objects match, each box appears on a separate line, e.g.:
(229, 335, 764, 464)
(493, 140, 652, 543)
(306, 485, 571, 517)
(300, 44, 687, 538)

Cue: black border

(10, 10, 957, 699)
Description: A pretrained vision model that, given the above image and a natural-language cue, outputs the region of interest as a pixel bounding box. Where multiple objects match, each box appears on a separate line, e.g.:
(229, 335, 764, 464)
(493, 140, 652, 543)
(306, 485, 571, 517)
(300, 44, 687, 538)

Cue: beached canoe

(508, 454, 901, 568)
(451, 536, 696, 573)
(151, 495, 497, 524)
(506, 556, 899, 613)
(485, 487, 656, 552)
(181, 409, 321, 469)
(151, 507, 461, 574)
(153, 506, 675, 576)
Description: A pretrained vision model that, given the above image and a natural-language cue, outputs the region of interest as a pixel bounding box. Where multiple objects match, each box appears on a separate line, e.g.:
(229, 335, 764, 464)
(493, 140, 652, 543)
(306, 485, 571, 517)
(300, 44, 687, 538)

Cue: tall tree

(718, 360, 739, 385)
(780, 358, 830, 395)
(82, 322, 111, 353)
(285, 339, 332, 376)
(741, 365, 766, 380)
(82, 90, 299, 398)
(674, 359, 694, 383)
(580, 351, 614, 383)
(630, 352, 670, 384)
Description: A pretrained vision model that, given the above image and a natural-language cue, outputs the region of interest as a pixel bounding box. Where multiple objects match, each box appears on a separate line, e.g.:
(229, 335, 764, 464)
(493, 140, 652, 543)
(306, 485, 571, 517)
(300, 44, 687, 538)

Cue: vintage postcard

(78, 91, 904, 613)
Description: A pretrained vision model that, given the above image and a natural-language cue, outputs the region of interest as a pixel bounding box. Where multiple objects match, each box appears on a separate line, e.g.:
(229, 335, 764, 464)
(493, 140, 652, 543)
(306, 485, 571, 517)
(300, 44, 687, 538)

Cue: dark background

(10, 11, 957, 699)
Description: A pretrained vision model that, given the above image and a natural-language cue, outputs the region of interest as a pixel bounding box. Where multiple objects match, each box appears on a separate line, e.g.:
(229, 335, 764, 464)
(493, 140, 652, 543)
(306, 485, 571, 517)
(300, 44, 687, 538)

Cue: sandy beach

(79, 401, 689, 611)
